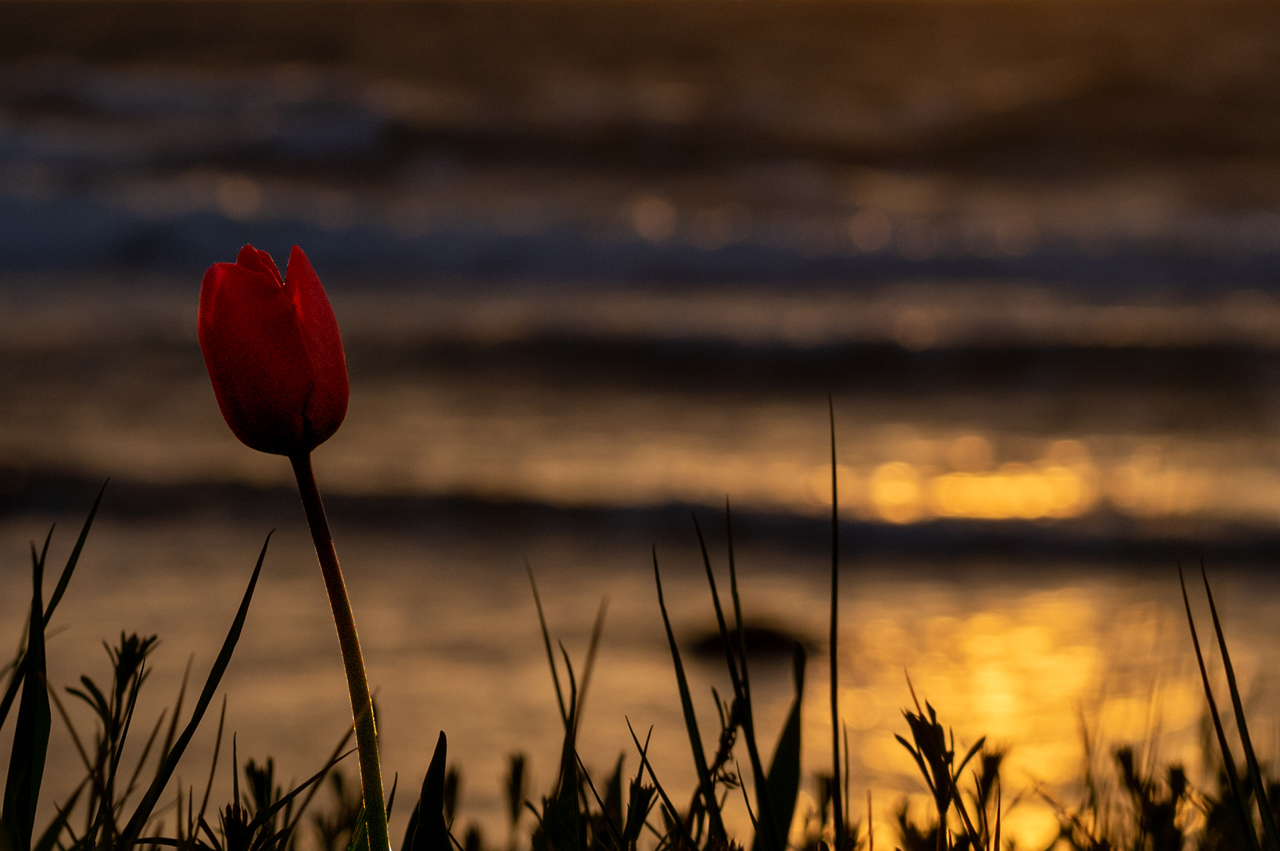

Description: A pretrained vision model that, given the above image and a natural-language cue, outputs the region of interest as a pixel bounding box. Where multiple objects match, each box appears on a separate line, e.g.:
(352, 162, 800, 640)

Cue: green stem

(291, 452, 389, 851)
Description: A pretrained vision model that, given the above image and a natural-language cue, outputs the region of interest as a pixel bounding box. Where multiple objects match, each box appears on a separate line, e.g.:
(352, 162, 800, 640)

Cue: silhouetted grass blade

(403, 733, 450, 851)
(1179, 566, 1258, 851)
(691, 512, 779, 851)
(827, 398, 845, 851)
(652, 548, 726, 843)
(44, 481, 106, 628)
(1, 485, 105, 741)
(575, 754, 625, 851)
(121, 533, 270, 845)
(752, 644, 805, 851)
(526, 565, 567, 728)
(0, 529, 52, 736)
(1200, 567, 1280, 851)
(1, 538, 50, 851)
(31, 787, 79, 851)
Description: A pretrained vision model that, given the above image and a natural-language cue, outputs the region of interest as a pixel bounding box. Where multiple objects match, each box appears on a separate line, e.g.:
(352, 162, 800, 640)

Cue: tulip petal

(236, 244, 284, 286)
(199, 259, 315, 454)
(286, 245, 349, 448)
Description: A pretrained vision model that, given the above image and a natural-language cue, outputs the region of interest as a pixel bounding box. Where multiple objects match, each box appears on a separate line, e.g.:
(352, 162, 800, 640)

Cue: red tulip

(199, 244, 348, 456)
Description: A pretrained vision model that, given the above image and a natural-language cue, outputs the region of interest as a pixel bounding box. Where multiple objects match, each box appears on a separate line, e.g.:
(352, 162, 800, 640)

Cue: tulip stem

(290, 452, 389, 851)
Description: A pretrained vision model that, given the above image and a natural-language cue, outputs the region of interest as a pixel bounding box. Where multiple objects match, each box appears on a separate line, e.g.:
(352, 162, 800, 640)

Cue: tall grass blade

(527, 563, 567, 728)
(1179, 567, 1259, 851)
(1, 485, 106, 740)
(1, 538, 51, 851)
(160, 659, 192, 770)
(751, 645, 805, 851)
(44, 481, 106, 628)
(120, 533, 270, 844)
(692, 511, 779, 851)
(573, 599, 608, 737)
(827, 398, 845, 850)
(1200, 567, 1280, 851)
(691, 516, 740, 693)
(0, 530, 52, 735)
(198, 699, 228, 830)
(576, 754, 625, 850)
(652, 548, 726, 843)
(725, 507, 784, 851)
(548, 648, 582, 851)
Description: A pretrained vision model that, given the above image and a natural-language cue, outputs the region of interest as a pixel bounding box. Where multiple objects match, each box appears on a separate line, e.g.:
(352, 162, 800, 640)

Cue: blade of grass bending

(691, 515, 741, 691)
(248, 745, 358, 841)
(1, 538, 51, 851)
(160, 658, 192, 768)
(120, 533, 270, 844)
(751, 644, 805, 851)
(44, 481, 106, 627)
(0, 486, 105, 739)
(573, 598, 609, 734)
(290, 728, 356, 840)
(32, 786, 80, 851)
(1179, 567, 1258, 851)
(653, 548, 727, 843)
(626, 719, 697, 851)
(198, 699, 227, 831)
(1201, 566, 1280, 850)
(692, 512, 780, 851)
(550, 645, 583, 851)
(894, 734, 936, 800)
(120, 701, 168, 807)
(46, 687, 91, 776)
(737, 761, 758, 830)
(527, 562, 568, 728)
(0, 530, 52, 737)
(576, 753, 626, 850)
(947, 737, 985, 845)
(828, 398, 845, 850)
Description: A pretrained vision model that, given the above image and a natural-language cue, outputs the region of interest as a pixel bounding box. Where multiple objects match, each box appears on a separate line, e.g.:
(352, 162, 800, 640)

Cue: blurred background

(4, 1, 1280, 847)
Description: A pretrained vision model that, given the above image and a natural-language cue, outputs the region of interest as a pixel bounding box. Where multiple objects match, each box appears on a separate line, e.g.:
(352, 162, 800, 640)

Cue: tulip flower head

(199, 244, 348, 456)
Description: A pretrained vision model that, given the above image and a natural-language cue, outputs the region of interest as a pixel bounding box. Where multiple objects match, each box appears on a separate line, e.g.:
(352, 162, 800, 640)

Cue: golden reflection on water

(802, 587, 1223, 851)
(862, 438, 1099, 523)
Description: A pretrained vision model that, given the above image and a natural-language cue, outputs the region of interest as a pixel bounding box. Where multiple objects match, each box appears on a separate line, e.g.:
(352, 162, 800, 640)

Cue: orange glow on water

(865, 439, 1098, 523)
(791, 587, 1231, 851)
